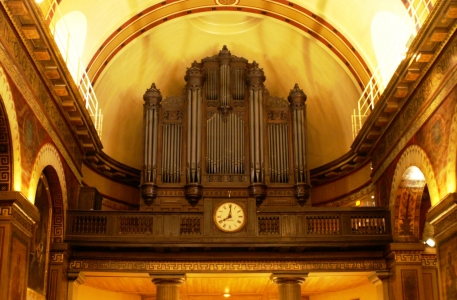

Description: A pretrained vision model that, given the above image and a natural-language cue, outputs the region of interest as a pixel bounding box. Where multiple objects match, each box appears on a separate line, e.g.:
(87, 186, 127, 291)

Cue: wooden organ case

(140, 46, 311, 209)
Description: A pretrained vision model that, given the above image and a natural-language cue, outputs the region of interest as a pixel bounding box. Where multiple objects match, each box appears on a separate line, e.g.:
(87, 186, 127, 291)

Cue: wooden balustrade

(119, 216, 153, 234)
(306, 216, 340, 235)
(180, 217, 202, 235)
(258, 216, 280, 235)
(65, 209, 391, 248)
(71, 215, 107, 234)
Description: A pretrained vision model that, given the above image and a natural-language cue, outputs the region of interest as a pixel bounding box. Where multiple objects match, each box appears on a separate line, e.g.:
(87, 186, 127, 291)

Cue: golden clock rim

(213, 201, 246, 233)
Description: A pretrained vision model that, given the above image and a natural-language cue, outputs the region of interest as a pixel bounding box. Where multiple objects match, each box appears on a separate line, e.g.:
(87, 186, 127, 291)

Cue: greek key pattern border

(69, 259, 387, 272)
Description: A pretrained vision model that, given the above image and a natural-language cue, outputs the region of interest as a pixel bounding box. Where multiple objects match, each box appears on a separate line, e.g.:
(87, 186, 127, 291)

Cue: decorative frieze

(69, 259, 387, 272)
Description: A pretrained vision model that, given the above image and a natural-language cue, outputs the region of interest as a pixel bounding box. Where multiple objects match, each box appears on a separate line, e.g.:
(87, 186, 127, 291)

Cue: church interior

(1, 0, 457, 299)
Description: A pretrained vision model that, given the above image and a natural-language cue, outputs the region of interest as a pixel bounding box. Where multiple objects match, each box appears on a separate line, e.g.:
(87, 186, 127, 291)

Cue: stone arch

(29, 144, 67, 231)
(0, 64, 21, 192)
(390, 145, 439, 207)
(389, 145, 439, 241)
(446, 98, 457, 195)
(43, 166, 65, 243)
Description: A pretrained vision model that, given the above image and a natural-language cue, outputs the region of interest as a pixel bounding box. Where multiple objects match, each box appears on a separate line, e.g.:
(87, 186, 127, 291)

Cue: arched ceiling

(52, 0, 410, 170)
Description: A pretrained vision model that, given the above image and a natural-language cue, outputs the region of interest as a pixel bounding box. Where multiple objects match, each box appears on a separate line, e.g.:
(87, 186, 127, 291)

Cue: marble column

(271, 273, 308, 300)
(151, 274, 186, 300)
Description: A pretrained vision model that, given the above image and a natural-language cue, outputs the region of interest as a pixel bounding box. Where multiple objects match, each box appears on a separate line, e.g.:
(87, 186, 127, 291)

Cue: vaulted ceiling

(49, 0, 412, 170)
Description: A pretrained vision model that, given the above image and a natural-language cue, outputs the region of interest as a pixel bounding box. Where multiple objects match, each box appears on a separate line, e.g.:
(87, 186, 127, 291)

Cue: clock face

(213, 202, 246, 232)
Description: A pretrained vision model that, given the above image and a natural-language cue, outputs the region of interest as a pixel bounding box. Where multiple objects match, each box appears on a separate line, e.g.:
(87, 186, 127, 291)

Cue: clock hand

(227, 204, 232, 219)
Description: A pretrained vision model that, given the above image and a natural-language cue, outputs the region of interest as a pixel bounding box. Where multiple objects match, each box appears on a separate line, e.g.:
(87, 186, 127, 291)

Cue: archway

(389, 145, 438, 241)
(0, 64, 21, 192)
(393, 166, 428, 242)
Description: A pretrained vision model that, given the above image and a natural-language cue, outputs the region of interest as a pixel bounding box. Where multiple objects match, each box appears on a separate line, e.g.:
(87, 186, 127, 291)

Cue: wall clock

(213, 202, 246, 232)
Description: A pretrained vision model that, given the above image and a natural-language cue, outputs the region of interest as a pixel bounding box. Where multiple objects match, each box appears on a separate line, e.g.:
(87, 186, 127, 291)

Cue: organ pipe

(246, 61, 266, 183)
(288, 84, 311, 205)
(246, 61, 267, 204)
(184, 61, 205, 205)
(140, 83, 162, 205)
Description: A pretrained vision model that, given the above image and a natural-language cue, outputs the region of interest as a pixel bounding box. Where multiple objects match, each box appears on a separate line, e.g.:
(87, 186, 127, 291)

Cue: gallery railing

(65, 208, 391, 248)
(351, 0, 434, 139)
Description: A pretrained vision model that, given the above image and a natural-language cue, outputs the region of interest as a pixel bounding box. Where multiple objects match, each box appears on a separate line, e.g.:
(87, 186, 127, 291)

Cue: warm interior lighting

(355, 200, 361, 206)
(35, 0, 44, 3)
(425, 238, 435, 247)
(223, 293, 231, 298)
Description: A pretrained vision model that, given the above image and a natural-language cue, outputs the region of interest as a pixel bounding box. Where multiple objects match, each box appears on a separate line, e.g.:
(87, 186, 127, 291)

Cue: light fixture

(35, 0, 44, 3)
(223, 293, 231, 298)
(424, 238, 435, 247)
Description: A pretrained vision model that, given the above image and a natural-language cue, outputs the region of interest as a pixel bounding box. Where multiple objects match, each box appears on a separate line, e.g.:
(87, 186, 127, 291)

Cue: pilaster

(47, 243, 72, 300)
(384, 243, 426, 300)
(0, 192, 39, 300)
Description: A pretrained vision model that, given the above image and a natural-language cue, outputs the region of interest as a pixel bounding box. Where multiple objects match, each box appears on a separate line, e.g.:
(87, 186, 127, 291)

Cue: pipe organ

(140, 46, 311, 206)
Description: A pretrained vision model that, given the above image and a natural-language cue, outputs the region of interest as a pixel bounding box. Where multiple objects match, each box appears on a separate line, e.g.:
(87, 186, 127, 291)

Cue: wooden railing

(65, 209, 391, 248)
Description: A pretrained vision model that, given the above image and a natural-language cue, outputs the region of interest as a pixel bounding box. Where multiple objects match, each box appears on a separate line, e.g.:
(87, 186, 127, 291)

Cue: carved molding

(373, 33, 457, 186)
(421, 254, 437, 267)
(433, 205, 457, 236)
(0, 9, 82, 182)
(11, 204, 34, 235)
(69, 259, 387, 272)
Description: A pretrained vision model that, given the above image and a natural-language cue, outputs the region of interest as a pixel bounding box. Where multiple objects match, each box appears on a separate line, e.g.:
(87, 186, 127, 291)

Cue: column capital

(150, 274, 186, 286)
(270, 273, 308, 285)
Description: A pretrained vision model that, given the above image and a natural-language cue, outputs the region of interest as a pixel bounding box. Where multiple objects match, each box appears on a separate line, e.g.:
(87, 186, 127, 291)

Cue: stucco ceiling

(50, 0, 410, 170)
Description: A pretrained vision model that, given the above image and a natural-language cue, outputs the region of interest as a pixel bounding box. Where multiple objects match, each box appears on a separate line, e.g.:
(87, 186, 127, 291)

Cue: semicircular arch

(390, 145, 439, 208)
(28, 144, 67, 217)
(0, 64, 22, 192)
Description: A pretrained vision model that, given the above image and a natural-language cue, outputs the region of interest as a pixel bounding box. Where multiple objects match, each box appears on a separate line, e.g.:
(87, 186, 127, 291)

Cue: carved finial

(288, 83, 307, 106)
(219, 45, 231, 58)
(252, 61, 259, 68)
(291, 83, 302, 92)
(143, 83, 162, 104)
(191, 60, 198, 67)
(146, 83, 160, 92)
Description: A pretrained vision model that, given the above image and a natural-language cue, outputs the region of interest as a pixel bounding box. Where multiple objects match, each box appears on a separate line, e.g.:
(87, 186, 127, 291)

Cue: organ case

(140, 46, 310, 207)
